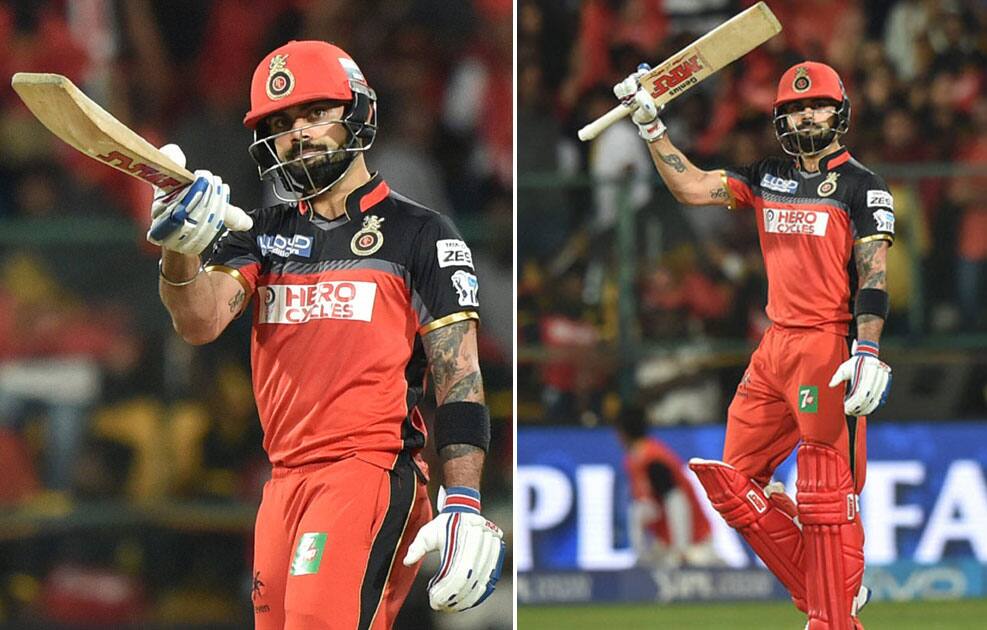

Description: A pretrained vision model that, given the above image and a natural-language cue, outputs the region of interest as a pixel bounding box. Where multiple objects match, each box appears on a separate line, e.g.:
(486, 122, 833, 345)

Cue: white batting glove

(828, 340, 892, 416)
(613, 64, 666, 142)
(402, 487, 505, 612)
(146, 144, 252, 256)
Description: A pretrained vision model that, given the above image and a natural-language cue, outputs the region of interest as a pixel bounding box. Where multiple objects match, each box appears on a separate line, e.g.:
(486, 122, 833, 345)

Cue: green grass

(518, 599, 987, 629)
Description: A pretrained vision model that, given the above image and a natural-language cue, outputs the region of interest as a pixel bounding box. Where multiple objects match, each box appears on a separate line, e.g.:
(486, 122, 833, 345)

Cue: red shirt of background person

(152, 40, 504, 629)
(615, 60, 893, 628)
(616, 405, 718, 569)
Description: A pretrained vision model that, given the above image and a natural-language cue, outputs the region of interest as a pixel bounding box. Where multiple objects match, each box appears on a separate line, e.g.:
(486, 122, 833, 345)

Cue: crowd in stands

(518, 0, 987, 424)
(0, 1, 512, 627)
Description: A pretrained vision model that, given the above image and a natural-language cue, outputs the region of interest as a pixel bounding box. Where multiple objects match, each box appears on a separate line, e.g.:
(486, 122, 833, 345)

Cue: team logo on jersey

(761, 173, 799, 194)
(437, 239, 474, 269)
(793, 67, 811, 93)
(817, 172, 839, 197)
(867, 190, 894, 209)
(872, 209, 895, 234)
(260, 281, 377, 324)
(798, 385, 818, 413)
(451, 270, 479, 307)
(265, 54, 295, 101)
(290, 533, 327, 576)
(763, 208, 830, 236)
(350, 215, 385, 256)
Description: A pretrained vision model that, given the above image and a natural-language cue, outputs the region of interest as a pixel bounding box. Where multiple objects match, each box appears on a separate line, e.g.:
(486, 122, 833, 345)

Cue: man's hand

(147, 144, 252, 256)
(828, 340, 892, 416)
(613, 64, 666, 142)
(402, 487, 505, 612)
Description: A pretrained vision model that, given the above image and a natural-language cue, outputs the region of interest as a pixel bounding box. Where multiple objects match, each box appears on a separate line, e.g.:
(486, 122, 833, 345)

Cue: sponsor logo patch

(746, 489, 767, 513)
(257, 234, 313, 258)
(290, 532, 327, 576)
(648, 53, 707, 99)
(451, 270, 479, 307)
(867, 190, 894, 209)
(437, 239, 474, 269)
(338, 57, 366, 83)
(760, 174, 799, 194)
(872, 209, 895, 234)
(763, 208, 830, 236)
(260, 281, 376, 324)
(798, 385, 819, 413)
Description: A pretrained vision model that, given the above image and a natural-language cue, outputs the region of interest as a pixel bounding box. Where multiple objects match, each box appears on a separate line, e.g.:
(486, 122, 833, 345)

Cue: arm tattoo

(710, 186, 729, 201)
(228, 289, 245, 314)
(422, 320, 484, 405)
(854, 240, 888, 290)
(439, 443, 484, 460)
(658, 150, 687, 173)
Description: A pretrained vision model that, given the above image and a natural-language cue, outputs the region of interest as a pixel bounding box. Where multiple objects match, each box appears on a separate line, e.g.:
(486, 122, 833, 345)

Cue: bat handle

(578, 103, 631, 142)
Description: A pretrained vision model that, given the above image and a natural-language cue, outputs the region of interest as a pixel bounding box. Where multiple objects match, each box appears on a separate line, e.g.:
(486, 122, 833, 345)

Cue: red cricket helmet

(773, 61, 851, 157)
(243, 41, 377, 201)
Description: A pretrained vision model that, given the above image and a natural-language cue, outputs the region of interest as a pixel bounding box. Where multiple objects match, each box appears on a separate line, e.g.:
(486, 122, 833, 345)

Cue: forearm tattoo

(439, 443, 484, 460)
(710, 186, 729, 201)
(854, 240, 887, 290)
(423, 321, 484, 405)
(228, 289, 245, 314)
(658, 150, 687, 173)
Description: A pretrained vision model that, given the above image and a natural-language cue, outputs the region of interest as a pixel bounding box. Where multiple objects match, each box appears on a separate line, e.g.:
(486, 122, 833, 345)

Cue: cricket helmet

(773, 61, 850, 157)
(244, 40, 377, 201)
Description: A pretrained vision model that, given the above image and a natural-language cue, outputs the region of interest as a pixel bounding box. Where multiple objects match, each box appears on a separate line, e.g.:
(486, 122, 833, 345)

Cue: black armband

(854, 288, 890, 320)
(434, 402, 490, 453)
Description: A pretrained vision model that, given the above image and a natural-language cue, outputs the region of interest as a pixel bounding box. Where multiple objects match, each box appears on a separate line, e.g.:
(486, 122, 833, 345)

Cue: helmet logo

(793, 67, 811, 93)
(351, 215, 385, 256)
(266, 54, 295, 101)
(817, 172, 839, 197)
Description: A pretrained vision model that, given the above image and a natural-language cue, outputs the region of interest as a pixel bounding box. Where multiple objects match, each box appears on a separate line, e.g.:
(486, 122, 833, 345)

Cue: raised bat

(577, 1, 782, 142)
(10, 72, 251, 235)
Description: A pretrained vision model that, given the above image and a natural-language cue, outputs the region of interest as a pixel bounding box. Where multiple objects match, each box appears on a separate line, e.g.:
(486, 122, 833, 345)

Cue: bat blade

(11, 72, 193, 194)
(577, 1, 782, 142)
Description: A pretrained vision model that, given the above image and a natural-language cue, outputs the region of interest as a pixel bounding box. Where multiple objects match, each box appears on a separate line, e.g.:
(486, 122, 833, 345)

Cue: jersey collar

(296, 173, 391, 219)
(344, 173, 391, 219)
(817, 147, 851, 173)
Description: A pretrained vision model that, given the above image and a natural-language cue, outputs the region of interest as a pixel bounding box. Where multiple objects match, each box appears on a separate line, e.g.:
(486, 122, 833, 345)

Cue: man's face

(264, 100, 349, 165)
(779, 98, 839, 139)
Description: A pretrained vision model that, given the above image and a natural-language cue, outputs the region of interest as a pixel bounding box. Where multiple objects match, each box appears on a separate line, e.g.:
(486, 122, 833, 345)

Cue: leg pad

(689, 458, 806, 612)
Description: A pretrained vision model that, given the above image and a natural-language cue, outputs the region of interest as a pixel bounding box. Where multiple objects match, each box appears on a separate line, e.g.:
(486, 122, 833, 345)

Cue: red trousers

(252, 454, 431, 630)
(724, 325, 866, 491)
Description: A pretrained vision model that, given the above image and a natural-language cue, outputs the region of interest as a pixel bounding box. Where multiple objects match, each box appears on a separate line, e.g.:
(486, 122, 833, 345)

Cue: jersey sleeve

(722, 160, 766, 210)
(409, 214, 481, 335)
(203, 214, 263, 295)
(849, 174, 895, 245)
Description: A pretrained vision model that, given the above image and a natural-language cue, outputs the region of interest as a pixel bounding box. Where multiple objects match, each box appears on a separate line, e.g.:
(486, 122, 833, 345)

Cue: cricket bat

(577, 1, 782, 142)
(10, 72, 251, 234)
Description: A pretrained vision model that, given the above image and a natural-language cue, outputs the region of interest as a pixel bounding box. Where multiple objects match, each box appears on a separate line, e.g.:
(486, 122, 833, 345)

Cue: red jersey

(625, 437, 712, 545)
(205, 175, 480, 470)
(723, 148, 895, 334)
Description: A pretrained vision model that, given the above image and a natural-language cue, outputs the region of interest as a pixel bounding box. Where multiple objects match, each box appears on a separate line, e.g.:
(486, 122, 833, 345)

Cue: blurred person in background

(148, 39, 504, 629)
(617, 402, 719, 569)
(614, 59, 893, 628)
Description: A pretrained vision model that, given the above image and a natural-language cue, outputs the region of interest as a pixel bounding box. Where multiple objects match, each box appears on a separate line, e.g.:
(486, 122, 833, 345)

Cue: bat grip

(148, 178, 207, 241)
(578, 103, 631, 141)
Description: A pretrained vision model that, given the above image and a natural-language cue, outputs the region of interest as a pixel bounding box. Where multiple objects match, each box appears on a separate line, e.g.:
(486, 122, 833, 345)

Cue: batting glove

(828, 340, 892, 416)
(147, 144, 252, 256)
(613, 64, 666, 142)
(402, 487, 505, 612)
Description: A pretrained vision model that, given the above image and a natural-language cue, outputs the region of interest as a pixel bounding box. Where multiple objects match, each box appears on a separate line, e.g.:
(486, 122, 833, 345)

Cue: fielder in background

(616, 404, 720, 569)
(149, 40, 504, 629)
(614, 60, 893, 629)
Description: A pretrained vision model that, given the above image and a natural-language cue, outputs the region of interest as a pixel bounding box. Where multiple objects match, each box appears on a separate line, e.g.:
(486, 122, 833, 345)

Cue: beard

(284, 147, 352, 192)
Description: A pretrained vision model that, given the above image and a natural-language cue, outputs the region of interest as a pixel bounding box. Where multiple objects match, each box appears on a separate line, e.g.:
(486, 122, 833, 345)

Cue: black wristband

(434, 402, 490, 453)
(854, 288, 890, 320)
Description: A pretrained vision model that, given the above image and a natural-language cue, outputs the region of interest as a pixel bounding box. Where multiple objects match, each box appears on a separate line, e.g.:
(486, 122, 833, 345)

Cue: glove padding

(613, 64, 666, 142)
(828, 340, 892, 416)
(402, 488, 505, 612)
(146, 144, 252, 256)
